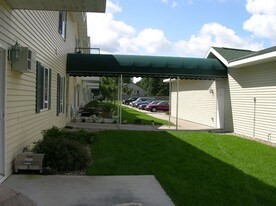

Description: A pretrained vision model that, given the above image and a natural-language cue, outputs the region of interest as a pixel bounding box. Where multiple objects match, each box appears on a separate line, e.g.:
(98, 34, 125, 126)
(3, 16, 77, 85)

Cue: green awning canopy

(66, 53, 227, 79)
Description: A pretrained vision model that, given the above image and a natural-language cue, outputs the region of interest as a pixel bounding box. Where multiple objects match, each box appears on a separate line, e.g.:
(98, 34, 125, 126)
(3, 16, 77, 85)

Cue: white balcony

(82, 77, 100, 82)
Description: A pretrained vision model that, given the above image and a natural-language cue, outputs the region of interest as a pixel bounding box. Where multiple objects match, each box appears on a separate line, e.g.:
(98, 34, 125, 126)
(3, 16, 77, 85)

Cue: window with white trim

(58, 11, 67, 39)
(36, 62, 51, 113)
(57, 74, 65, 115)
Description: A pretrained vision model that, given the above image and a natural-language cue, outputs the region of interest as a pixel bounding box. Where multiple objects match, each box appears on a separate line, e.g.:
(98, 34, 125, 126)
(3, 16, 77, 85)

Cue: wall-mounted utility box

(15, 153, 44, 173)
(12, 47, 36, 73)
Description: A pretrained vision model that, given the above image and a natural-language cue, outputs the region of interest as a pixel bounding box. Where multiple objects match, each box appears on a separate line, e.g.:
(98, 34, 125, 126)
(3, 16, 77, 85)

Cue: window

(66, 77, 69, 117)
(58, 11, 67, 39)
(57, 74, 65, 115)
(36, 62, 51, 113)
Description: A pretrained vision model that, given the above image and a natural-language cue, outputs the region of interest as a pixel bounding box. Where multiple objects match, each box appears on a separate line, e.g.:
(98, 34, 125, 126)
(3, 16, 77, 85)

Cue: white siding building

(170, 46, 276, 144)
(0, 0, 106, 181)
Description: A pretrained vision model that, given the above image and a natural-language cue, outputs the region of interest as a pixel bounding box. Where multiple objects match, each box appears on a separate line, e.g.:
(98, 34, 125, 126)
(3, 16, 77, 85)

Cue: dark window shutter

(57, 74, 60, 116)
(36, 62, 42, 113)
(48, 69, 52, 110)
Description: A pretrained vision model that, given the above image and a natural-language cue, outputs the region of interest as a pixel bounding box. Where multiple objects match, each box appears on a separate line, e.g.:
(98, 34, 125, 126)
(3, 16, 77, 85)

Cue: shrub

(42, 126, 96, 144)
(99, 101, 116, 118)
(84, 100, 99, 109)
(32, 127, 96, 174)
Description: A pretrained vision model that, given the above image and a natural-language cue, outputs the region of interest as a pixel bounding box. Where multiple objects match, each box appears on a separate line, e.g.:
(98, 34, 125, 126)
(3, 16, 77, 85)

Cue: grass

(121, 105, 173, 125)
(87, 131, 276, 206)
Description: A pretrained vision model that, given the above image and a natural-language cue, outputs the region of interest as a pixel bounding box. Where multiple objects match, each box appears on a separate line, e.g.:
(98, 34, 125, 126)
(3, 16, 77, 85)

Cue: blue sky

(87, 0, 276, 57)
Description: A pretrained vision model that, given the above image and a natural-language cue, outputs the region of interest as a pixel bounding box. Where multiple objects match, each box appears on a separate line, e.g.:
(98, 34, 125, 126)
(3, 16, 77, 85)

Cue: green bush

(42, 126, 96, 144)
(32, 127, 96, 174)
(98, 101, 117, 118)
(100, 102, 115, 113)
(84, 100, 99, 109)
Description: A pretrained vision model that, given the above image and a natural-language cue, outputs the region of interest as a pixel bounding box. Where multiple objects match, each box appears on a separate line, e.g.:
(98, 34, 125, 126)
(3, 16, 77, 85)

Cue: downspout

(176, 76, 179, 130)
(169, 78, 171, 128)
(253, 97, 256, 138)
(117, 76, 120, 124)
(120, 75, 123, 124)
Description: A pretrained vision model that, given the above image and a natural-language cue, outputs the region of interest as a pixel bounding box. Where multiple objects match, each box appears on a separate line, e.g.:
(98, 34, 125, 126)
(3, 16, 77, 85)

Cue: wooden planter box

(15, 153, 44, 173)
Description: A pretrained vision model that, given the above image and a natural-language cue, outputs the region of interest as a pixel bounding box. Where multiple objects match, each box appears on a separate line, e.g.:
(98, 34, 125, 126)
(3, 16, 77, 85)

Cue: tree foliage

(137, 77, 169, 96)
(99, 77, 132, 100)
(99, 77, 118, 101)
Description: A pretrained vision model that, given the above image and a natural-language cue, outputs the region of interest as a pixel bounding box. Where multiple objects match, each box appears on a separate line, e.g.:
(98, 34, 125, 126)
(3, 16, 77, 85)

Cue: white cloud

(87, 0, 263, 57)
(173, 23, 263, 57)
(171, 2, 178, 8)
(161, 0, 169, 4)
(106, 0, 122, 13)
(131, 28, 172, 54)
(243, 0, 276, 41)
(161, 0, 178, 8)
(87, 1, 135, 53)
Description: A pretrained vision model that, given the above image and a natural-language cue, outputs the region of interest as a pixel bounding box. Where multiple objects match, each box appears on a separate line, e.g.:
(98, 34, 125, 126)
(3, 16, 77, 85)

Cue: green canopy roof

(67, 53, 227, 79)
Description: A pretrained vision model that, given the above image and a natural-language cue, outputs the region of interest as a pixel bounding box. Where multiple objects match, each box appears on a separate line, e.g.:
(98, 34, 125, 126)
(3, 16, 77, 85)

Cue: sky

(87, 0, 276, 58)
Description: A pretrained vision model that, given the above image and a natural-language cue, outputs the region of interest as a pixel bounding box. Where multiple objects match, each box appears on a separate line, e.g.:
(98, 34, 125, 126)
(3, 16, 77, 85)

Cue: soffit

(5, 0, 106, 12)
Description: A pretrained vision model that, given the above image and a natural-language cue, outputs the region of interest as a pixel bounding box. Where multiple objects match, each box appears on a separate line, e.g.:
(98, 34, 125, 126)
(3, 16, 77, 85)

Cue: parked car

(133, 100, 153, 108)
(145, 101, 169, 112)
(123, 97, 138, 105)
(138, 100, 160, 110)
(130, 97, 154, 107)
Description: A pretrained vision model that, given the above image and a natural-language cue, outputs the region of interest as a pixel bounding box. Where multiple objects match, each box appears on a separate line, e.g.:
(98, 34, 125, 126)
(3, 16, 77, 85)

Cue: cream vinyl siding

(171, 80, 217, 128)
(0, 1, 81, 175)
(223, 79, 234, 132)
(229, 61, 276, 143)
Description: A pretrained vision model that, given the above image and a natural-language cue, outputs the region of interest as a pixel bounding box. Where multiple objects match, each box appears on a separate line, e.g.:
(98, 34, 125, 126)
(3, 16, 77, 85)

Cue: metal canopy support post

(120, 75, 123, 124)
(117, 75, 123, 125)
(169, 78, 172, 128)
(117, 76, 120, 124)
(176, 77, 179, 130)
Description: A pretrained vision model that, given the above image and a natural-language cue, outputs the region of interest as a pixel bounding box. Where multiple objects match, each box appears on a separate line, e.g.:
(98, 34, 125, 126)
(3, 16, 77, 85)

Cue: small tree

(99, 77, 118, 101)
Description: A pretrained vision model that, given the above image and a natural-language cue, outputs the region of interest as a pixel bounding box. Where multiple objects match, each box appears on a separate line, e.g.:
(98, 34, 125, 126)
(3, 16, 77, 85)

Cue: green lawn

(87, 131, 276, 206)
(121, 106, 173, 125)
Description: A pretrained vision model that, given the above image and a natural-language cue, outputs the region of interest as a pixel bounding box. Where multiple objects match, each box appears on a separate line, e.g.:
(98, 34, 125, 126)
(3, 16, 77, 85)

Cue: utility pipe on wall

(176, 77, 179, 130)
(120, 75, 123, 124)
(169, 78, 172, 128)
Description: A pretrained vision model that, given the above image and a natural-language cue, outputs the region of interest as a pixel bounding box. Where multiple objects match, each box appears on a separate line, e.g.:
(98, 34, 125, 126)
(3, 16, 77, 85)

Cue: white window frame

(58, 11, 67, 40)
(40, 67, 50, 111)
(57, 75, 65, 114)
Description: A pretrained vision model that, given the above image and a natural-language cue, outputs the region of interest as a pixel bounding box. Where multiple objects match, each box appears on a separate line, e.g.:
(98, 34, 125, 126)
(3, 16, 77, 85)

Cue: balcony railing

(75, 48, 100, 54)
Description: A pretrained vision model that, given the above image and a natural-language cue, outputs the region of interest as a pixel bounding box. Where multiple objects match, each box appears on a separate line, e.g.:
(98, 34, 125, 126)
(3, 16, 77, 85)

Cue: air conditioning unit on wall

(12, 47, 36, 73)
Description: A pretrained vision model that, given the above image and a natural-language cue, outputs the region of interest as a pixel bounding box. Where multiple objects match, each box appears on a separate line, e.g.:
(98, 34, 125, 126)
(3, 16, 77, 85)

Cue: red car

(145, 101, 169, 112)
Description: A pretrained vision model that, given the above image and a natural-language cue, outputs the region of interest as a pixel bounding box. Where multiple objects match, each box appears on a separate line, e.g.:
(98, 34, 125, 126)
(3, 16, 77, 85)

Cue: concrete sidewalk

(67, 109, 220, 132)
(3, 175, 175, 206)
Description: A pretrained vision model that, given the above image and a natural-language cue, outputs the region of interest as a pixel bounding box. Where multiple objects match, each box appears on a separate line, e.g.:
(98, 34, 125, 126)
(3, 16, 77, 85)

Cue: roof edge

(229, 50, 276, 68)
(205, 47, 229, 66)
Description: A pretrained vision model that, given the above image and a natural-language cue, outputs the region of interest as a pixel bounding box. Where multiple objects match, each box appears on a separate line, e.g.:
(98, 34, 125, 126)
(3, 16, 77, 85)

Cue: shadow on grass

(87, 131, 276, 206)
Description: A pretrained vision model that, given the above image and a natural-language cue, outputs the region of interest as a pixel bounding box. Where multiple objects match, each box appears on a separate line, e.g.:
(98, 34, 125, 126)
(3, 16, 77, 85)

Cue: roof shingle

(212, 47, 255, 62)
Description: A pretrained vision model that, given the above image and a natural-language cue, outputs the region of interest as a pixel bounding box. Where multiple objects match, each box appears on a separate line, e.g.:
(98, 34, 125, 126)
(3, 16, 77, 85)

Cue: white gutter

(229, 51, 276, 68)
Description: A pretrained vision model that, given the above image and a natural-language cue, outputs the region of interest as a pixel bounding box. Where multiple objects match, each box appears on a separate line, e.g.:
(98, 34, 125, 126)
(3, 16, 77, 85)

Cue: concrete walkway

(3, 175, 175, 206)
(67, 108, 222, 132)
